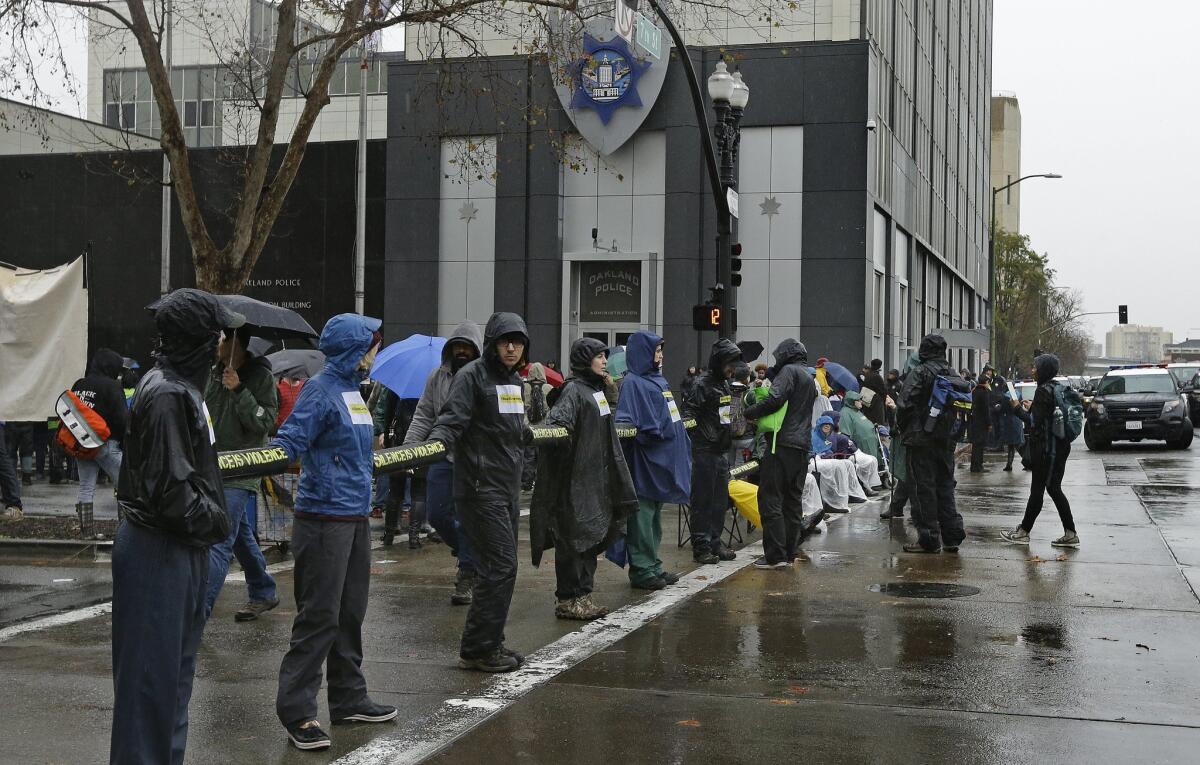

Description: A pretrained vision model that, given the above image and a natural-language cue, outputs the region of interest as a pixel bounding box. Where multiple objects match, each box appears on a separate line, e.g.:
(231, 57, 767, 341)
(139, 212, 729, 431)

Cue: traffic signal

(729, 243, 743, 287)
(1118, 305, 1128, 325)
(692, 303, 738, 332)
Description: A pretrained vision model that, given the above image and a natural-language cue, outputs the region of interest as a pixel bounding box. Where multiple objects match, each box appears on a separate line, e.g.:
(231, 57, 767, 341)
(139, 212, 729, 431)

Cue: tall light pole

(159, 0, 173, 296)
(707, 63, 749, 338)
(988, 172, 1062, 355)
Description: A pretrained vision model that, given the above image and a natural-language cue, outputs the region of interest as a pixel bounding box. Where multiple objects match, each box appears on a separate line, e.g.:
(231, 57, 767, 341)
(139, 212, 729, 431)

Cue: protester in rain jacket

(990, 376, 1025, 471)
(271, 314, 396, 750)
(111, 288, 238, 765)
(811, 416, 856, 457)
(860, 359, 888, 425)
(614, 331, 690, 589)
(532, 338, 638, 620)
(428, 312, 533, 673)
(880, 352, 920, 520)
(840, 390, 882, 462)
(70, 348, 129, 535)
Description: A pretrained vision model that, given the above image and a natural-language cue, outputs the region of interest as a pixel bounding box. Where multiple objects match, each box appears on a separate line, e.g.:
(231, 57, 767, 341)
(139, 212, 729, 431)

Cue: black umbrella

(214, 294, 318, 341)
(738, 340, 765, 363)
(267, 349, 325, 379)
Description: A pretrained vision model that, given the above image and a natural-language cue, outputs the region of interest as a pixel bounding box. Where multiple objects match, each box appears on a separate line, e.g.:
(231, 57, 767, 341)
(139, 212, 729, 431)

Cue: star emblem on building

(458, 201, 478, 222)
(759, 196, 781, 217)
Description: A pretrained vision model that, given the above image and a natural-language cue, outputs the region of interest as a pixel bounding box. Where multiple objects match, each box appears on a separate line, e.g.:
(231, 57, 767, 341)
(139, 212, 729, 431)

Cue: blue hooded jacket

(614, 331, 692, 504)
(272, 313, 381, 517)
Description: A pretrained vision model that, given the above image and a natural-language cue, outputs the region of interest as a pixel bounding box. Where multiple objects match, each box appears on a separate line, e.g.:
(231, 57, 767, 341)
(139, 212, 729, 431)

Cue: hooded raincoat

(840, 390, 882, 461)
(896, 335, 955, 447)
(743, 339, 817, 451)
(890, 352, 921, 483)
(71, 348, 128, 444)
(683, 339, 742, 453)
(614, 331, 691, 504)
(403, 320, 484, 446)
(272, 314, 380, 517)
(530, 339, 638, 564)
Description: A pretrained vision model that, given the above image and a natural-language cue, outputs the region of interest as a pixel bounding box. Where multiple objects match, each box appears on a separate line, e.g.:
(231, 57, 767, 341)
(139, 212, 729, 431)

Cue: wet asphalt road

(2, 438, 1200, 764)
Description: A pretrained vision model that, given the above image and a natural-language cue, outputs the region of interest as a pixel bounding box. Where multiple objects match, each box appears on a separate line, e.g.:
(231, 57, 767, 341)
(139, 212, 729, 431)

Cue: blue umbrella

(369, 334, 447, 399)
(823, 361, 861, 393)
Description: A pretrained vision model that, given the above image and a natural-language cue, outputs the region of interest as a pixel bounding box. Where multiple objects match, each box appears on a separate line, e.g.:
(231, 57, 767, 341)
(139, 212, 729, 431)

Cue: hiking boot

(1051, 532, 1080, 548)
(578, 594, 609, 617)
(332, 702, 398, 725)
(235, 597, 280, 622)
(1000, 526, 1030, 544)
(286, 720, 331, 751)
(753, 557, 790, 569)
(713, 543, 737, 562)
(631, 576, 666, 591)
(500, 645, 525, 667)
(451, 569, 475, 606)
(555, 596, 606, 621)
(76, 502, 95, 539)
(879, 507, 904, 519)
(902, 543, 940, 554)
(3, 506, 23, 521)
(693, 550, 720, 565)
(660, 571, 680, 585)
(458, 649, 519, 673)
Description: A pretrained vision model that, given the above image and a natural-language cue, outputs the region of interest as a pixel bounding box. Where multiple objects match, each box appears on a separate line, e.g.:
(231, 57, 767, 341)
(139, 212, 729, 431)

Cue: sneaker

(333, 702, 398, 725)
(286, 720, 331, 751)
(3, 506, 23, 520)
(235, 597, 280, 622)
(752, 557, 790, 569)
(631, 576, 666, 591)
(451, 569, 475, 606)
(902, 543, 941, 554)
(1051, 532, 1080, 548)
(458, 649, 519, 673)
(555, 595, 607, 621)
(693, 550, 720, 565)
(1000, 526, 1030, 545)
(659, 571, 680, 585)
(713, 544, 737, 562)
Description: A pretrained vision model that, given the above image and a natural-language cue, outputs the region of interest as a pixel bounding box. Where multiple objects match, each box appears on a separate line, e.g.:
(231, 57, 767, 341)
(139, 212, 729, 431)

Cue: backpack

(54, 389, 111, 460)
(923, 374, 974, 441)
(526, 382, 548, 424)
(1051, 383, 1085, 443)
(729, 385, 750, 438)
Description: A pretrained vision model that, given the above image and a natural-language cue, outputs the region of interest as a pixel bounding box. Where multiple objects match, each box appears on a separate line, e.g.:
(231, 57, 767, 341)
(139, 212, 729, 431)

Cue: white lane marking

(331, 541, 765, 765)
(0, 602, 114, 643)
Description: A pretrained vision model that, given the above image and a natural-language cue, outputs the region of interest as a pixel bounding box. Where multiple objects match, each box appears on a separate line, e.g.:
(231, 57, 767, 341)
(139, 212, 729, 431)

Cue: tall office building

(990, 92, 1021, 234)
(1106, 324, 1173, 363)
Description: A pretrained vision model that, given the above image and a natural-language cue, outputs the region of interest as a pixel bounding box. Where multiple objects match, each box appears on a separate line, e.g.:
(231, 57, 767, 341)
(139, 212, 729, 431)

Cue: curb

(0, 538, 114, 553)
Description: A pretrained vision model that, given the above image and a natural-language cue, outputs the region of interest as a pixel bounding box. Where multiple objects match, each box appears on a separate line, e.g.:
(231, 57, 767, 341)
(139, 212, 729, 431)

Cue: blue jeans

(77, 440, 123, 503)
(205, 488, 277, 614)
(426, 461, 474, 572)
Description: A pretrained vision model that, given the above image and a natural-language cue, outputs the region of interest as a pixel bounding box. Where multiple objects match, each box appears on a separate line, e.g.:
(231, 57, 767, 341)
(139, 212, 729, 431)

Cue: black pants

(969, 437, 987, 471)
(110, 520, 208, 765)
(757, 446, 810, 563)
(689, 450, 729, 553)
(276, 517, 372, 727)
(888, 478, 913, 516)
(1021, 442, 1074, 533)
(554, 542, 597, 600)
(456, 497, 519, 660)
(0, 424, 21, 509)
(8, 421, 34, 475)
(908, 445, 965, 550)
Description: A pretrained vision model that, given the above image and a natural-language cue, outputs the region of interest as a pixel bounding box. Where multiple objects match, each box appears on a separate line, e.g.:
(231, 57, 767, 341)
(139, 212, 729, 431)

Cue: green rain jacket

(204, 355, 279, 491)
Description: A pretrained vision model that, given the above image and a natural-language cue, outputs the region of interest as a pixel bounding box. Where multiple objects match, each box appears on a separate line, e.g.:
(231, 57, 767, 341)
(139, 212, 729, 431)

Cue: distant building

(1088, 341, 1103, 358)
(1106, 324, 1173, 363)
(1163, 338, 1200, 363)
(990, 93, 1021, 234)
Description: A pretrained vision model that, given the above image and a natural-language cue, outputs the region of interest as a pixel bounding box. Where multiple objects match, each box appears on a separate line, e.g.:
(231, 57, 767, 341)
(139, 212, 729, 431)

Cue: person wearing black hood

(743, 339, 818, 568)
(111, 288, 240, 765)
(1002, 354, 1079, 547)
(429, 312, 532, 673)
(895, 334, 966, 554)
(531, 338, 639, 620)
(861, 359, 888, 425)
(68, 347, 128, 537)
(682, 339, 743, 564)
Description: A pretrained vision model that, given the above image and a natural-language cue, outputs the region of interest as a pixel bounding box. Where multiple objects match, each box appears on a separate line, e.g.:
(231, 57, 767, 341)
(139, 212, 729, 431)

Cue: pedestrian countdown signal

(692, 303, 737, 332)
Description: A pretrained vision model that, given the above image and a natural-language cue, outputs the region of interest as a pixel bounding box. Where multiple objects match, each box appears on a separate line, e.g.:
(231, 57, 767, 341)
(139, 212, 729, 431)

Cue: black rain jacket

(860, 368, 888, 425)
(743, 339, 817, 452)
(530, 341, 638, 565)
(428, 312, 533, 503)
(683, 339, 742, 453)
(895, 334, 956, 448)
(71, 348, 128, 444)
(117, 342, 230, 547)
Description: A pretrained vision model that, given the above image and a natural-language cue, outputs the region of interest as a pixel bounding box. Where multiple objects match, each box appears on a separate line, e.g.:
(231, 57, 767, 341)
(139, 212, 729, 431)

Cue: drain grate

(869, 582, 980, 599)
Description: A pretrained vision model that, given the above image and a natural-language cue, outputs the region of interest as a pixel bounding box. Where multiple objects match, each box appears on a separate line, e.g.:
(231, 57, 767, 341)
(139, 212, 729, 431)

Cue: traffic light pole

(645, 0, 734, 339)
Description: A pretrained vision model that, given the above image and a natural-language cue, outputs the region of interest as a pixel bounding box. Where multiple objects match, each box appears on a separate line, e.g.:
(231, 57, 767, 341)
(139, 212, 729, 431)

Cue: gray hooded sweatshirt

(402, 320, 484, 446)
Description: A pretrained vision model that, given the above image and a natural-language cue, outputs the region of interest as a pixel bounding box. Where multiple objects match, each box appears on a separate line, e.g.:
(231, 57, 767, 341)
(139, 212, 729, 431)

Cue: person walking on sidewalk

(110, 288, 238, 765)
(271, 314, 396, 751)
(428, 313, 532, 673)
(615, 331, 689, 590)
(1001, 354, 1080, 548)
(682, 339, 743, 564)
(968, 376, 992, 473)
(0, 422, 24, 519)
(203, 328, 280, 622)
(532, 338, 639, 619)
(743, 339, 818, 569)
(895, 334, 966, 554)
(67, 348, 128, 537)
(404, 321, 483, 606)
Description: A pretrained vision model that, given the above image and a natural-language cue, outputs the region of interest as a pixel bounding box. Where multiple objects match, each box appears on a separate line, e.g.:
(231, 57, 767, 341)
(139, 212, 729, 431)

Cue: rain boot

(408, 496, 426, 549)
(76, 502, 94, 539)
(381, 504, 398, 546)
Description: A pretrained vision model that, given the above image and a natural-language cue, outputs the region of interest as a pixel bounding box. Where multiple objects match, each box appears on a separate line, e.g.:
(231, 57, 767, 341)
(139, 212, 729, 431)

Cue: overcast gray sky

(993, 1, 1200, 348)
(13, 3, 1197, 347)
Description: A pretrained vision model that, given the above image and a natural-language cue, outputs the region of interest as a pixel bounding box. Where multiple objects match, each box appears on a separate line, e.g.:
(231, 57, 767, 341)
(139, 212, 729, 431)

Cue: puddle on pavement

(1019, 622, 1066, 650)
(868, 582, 981, 599)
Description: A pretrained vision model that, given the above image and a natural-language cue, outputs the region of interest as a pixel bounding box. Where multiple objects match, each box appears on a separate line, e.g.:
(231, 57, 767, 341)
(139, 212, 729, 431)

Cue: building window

(873, 270, 886, 339)
(105, 66, 222, 147)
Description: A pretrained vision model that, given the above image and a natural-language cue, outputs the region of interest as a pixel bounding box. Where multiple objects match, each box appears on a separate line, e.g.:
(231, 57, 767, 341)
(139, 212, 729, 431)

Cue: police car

(1084, 365, 1194, 450)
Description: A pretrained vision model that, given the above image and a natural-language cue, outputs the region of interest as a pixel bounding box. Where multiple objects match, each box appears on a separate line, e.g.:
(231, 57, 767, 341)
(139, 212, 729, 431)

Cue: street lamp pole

(988, 172, 1062, 356)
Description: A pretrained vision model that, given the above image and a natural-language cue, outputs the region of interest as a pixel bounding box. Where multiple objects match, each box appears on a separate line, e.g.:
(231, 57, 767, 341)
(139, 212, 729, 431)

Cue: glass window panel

(135, 103, 151, 132)
(201, 100, 214, 127)
(170, 69, 183, 95)
(327, 63, 344, 95)
(136, 70, 150, 100)
(105, 103, 120, 127)
(345, 62, 361, 94)
(121, 103, 135, 129)
(213, 101, 222, 126)
(104, 72, 119, 101)
(184, 101, 197, 127)
(200, 68, 214, 99)
(119, 71, 134, 101)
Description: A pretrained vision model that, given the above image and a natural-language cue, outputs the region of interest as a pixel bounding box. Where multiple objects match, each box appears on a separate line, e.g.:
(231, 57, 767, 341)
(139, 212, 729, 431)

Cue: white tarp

(0, 256, 88, 421)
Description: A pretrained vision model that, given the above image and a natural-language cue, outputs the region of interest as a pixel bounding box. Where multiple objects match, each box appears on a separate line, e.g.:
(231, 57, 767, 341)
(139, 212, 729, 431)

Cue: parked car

(1084, 366, 1194, 450)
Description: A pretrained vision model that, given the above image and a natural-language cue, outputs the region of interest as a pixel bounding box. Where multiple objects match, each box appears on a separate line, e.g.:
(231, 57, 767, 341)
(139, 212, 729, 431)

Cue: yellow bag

(727, 479, 761, 528)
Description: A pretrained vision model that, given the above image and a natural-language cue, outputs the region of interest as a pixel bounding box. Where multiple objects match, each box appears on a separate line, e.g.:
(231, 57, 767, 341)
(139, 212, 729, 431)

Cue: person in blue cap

(271, 313, 395, 751)
(614, 331, 689, 590)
